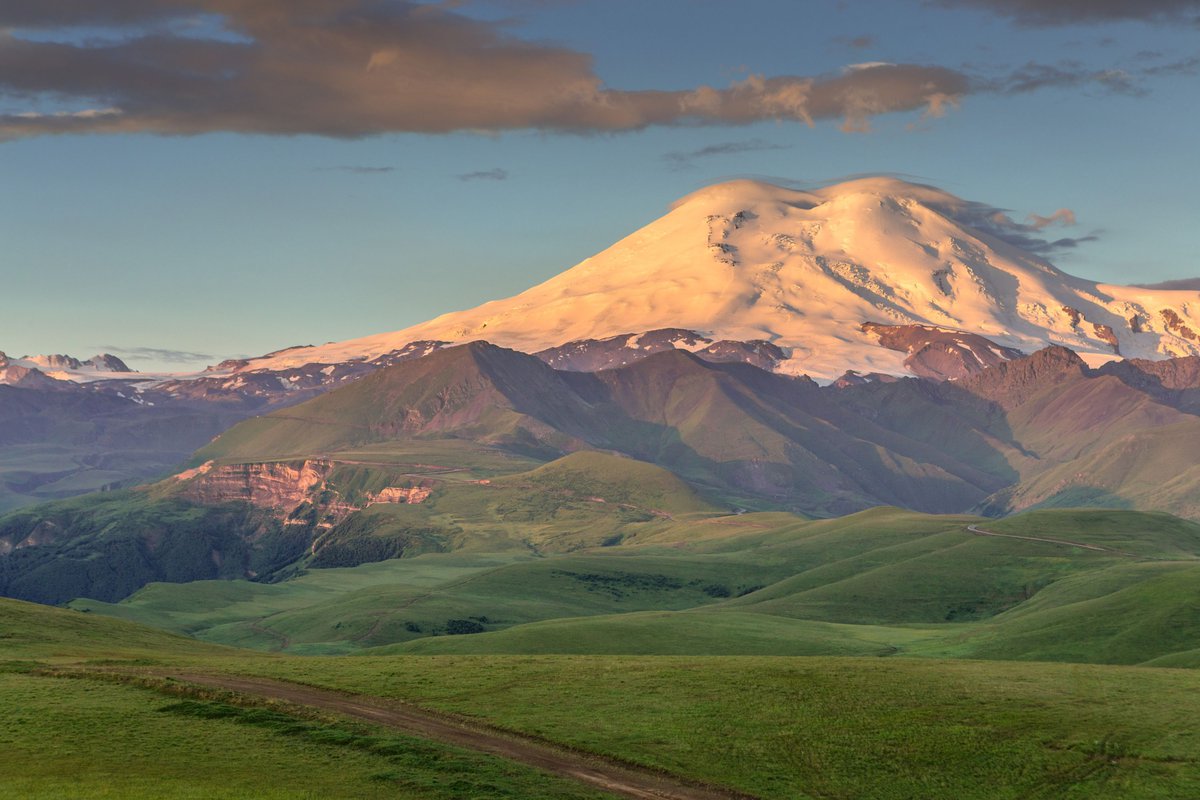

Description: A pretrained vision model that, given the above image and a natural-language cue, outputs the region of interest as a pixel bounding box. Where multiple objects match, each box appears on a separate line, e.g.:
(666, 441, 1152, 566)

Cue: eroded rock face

(861, 322, 1024, 380)
(176, 460, 433, 529)
(373, 486, 433, 505)
(178, 460, 332, 513)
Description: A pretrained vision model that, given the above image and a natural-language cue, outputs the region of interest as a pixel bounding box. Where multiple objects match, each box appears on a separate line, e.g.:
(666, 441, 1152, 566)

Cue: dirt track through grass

(966, 524, 1143, 557)
(166, 672, 756, 800)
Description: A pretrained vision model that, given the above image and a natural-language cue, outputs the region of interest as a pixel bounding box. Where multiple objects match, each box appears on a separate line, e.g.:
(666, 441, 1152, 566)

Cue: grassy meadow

(5, 595, 1200, 799)
(8, 500, 1200, 798)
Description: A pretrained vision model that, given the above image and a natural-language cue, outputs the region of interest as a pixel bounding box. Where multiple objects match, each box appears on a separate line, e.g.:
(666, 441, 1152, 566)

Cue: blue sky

(2, 0, 1198, 370)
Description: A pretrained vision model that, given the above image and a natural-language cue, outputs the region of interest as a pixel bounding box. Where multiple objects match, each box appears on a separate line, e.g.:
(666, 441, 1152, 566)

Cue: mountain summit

(237, 177, 1200, 380)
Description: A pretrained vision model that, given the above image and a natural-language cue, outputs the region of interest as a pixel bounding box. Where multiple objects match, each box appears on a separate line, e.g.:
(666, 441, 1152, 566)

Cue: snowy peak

(239, 174, 1198, 381)
(24, 177, 1200, 385)
(0, 351, 134, 386)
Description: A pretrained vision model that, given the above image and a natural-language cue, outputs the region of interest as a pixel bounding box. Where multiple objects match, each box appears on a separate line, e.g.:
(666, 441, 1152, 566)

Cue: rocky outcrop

(861, 323, 1024, 380)
(1093, 323, 1120, 354)
(176, 459, 434, 529)
(958, 345, 1088, 409)
(832, 370, 902, 389)
(695, 340, 787, 370)
(373, 486, 433, 505)
(1161, 309, 1198, 342)
(536, 329, 713, 372)
(178, 460, 332, 513)
(535, 328, 786, 373)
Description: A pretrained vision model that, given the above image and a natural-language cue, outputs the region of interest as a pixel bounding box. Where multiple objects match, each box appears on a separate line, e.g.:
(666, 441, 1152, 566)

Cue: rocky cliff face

(176, 460, 433, 529)
(177, 460, 331, 513)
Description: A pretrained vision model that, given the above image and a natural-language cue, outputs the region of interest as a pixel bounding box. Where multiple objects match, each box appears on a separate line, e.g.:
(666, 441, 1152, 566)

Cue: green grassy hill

(68, 507, 1200, 666)
(7, 597, 1200, 798)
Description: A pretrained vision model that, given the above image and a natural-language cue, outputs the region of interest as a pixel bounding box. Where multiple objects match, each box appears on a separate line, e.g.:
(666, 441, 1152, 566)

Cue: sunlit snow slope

(254, 177, 1200, 380)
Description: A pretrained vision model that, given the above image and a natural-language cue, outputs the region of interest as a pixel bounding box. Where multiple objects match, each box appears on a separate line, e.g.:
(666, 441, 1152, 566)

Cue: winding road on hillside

(966, 525, 1142, 557)
(163, 672, 756, 800)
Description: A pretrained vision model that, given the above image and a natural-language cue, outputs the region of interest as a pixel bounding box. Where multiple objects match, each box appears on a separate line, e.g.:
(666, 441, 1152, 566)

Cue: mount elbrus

(7, 177, 1199, 395)
(236, 176, 1200, 383)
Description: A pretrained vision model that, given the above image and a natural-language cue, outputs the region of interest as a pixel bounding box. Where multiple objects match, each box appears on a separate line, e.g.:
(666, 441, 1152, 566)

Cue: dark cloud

(100, 345, 216, 364)
(662, 139, 792, 171)
(902, 193, 1099, 255)
(1132, 278, 1200, 291)
(931, 0, 1200, 26)
(317, 165, 397, 174)
(971, 208, 1098, 254)
(0, 2, 969, 139)
(457, 168, 508, 181)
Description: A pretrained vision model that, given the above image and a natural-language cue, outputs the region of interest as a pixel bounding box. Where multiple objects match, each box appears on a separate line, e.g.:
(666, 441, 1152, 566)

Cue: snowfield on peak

(174, 177, 1200, 381)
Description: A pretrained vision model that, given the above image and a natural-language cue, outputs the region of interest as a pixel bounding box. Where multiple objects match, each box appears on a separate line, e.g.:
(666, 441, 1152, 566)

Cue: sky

(2, 0, 1198, 371)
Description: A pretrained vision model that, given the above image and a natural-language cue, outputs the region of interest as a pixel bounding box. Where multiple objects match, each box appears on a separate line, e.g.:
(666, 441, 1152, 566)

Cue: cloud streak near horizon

(932, 0, 1200, 26)
(98, 345, 218, 364)
(0, 0, 969, 140)
(663, 139, 793, 170)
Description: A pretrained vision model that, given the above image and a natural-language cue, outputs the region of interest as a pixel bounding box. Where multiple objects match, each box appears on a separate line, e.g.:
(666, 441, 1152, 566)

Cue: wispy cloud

(833, 34, 877, 49)
(0, 2, 969, 140)
(1026, 208, 1077, 229)
(316, 165, 397, 175)
(662, 139, 792, 171)
(1132, 277, 1200, 291)
(990, 61, 1144, 95)
(930, 0, 1200, 26)
(99, 345, 216, 364)
(457, 168, 509, 181)
(969, 206, 1098, 254)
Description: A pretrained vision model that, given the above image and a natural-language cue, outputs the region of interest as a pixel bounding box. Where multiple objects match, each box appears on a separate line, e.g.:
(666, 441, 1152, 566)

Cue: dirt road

(966, 524, 1141, 557)
(164, 672, 755, 800)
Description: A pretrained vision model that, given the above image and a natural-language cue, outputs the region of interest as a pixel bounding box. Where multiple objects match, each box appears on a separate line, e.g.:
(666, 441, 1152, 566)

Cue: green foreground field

(4, 597, 1200, 799)
(8, 504, 1200, 797)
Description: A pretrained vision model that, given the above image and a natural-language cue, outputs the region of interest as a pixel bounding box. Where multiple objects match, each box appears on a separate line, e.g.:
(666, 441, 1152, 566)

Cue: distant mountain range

(4, 176, 1200, 605)
(9, 177, 1200, 401)
(4, 339, 1200, 606)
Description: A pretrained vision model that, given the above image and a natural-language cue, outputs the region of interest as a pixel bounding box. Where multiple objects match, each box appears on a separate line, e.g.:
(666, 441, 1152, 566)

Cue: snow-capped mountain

(10, 177, 1200, 390)
(236, 176, 1200, 381)
(0, 351, 132, 386)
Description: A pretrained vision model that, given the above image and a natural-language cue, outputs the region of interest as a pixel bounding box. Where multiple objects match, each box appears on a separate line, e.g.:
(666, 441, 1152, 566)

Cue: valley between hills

(6, 177, 1200, 798)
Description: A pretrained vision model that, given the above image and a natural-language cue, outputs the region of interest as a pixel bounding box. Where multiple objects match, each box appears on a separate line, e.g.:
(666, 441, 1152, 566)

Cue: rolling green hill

(7, 596, 1200, 799)
(66, 507, 1200, 667)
